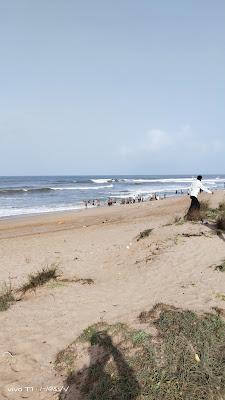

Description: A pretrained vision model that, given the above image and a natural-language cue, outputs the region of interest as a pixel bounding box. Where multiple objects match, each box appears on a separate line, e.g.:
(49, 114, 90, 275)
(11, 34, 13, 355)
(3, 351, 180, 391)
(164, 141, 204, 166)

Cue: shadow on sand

(204, 222, 225, 242)
(59, 331, 140, 400)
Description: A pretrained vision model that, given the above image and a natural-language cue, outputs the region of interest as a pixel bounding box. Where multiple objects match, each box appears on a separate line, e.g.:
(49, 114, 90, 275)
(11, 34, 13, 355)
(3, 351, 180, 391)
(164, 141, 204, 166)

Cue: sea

(0, 175, 224, 218)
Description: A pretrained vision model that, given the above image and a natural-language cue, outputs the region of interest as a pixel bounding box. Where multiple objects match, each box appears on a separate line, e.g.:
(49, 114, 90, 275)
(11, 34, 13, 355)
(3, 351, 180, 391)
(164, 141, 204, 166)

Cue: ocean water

(0, 175, 224, 218)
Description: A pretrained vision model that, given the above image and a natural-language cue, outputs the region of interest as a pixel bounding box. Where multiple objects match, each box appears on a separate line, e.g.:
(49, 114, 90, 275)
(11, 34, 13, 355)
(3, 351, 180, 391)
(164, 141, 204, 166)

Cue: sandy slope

(0, 192, 225, 399)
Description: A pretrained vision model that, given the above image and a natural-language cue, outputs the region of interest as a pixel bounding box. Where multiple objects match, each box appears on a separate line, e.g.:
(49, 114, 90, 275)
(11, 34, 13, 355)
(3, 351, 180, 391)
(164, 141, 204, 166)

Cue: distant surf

(0, 175, 224, 218)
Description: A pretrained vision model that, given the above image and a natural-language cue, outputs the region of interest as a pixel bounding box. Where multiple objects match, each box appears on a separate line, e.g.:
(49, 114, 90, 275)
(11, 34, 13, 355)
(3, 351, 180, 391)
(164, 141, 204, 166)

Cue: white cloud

(118, 126, 224, 166)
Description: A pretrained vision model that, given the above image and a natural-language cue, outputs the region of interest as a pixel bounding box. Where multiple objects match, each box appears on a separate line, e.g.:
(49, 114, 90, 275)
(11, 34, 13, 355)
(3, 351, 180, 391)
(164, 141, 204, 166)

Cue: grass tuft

(0, 281, 15, 311)
(18, 264, 59, 294)
(137, 228, 153, 241)
(56, 306, 225, 400)
(174, 216, 185, 225)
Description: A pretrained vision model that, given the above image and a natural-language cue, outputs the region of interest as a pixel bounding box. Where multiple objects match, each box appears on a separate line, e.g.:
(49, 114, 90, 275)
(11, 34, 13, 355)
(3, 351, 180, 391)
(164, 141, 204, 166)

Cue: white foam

(91, 179, 113, 184)
(121, 178, 224, 184)
(0, 204, 85, 218)
(51, 185, 113, 190)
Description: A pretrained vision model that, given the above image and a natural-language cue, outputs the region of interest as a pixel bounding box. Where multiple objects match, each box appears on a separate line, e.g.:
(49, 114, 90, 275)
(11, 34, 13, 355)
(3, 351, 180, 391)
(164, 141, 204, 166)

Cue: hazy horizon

(1, 1, 225, 175)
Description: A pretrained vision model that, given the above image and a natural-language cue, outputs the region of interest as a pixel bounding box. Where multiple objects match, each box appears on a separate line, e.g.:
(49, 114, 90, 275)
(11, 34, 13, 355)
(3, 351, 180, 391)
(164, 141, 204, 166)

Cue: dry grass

(218, 201, 225, 212)
(137, 228, 153, 241)
(216, 214, 225, 232)
(56, 305, 225, 400)
(200, 200, 210, 211)
(174, 216, 185, 225)
(0, 281, 15, 312)
(215, 261, 225, 272)
(60, 277, 94, 285)
(17, 264, 59, 294)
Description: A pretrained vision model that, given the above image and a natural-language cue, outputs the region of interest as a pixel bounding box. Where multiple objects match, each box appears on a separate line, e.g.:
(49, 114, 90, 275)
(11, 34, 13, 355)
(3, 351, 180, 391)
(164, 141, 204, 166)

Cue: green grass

(0, 282, 15, 311)
(56, 305, 225, 400)
(18, 264, 59, 294)
(137, 228, 153, 241)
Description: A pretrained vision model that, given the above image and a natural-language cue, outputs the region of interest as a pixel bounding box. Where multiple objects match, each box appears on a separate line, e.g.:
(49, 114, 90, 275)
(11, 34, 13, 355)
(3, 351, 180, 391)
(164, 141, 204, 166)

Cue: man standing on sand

(187, 175, 213, 219)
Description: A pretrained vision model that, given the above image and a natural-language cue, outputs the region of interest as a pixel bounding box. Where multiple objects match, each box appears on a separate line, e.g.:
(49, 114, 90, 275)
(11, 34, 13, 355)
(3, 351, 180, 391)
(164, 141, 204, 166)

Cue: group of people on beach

(83, 175, 216, 222)
(83, 192, 165, 209)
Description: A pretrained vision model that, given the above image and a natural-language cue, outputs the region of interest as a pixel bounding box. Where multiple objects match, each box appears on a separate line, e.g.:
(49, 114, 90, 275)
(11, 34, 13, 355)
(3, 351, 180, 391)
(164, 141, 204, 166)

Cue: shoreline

(0, 190, 224, 240)
(0, 193, 189, 234)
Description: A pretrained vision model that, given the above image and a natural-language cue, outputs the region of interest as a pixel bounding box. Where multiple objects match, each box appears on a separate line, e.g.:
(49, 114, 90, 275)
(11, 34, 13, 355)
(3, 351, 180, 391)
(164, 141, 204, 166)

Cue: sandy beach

(0, 190, 225, 399)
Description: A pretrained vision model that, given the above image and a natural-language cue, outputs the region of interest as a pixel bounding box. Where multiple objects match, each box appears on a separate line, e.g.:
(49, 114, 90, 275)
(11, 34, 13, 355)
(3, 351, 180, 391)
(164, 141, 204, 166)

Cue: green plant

(56, 306, 225, 400)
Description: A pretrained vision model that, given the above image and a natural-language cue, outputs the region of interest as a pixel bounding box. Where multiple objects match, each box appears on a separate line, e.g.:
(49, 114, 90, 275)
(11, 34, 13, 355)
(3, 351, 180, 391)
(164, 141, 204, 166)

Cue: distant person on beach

(186, 175, 213, 220)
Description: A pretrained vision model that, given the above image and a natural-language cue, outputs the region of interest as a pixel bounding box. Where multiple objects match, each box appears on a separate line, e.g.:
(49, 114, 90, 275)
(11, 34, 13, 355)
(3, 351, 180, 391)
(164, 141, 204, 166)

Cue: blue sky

(0, 0, 224, 175)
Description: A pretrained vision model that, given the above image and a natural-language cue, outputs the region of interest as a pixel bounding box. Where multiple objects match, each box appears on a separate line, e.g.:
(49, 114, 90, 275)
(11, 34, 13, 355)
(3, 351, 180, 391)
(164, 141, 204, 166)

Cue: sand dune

(0, 191, 225, 399)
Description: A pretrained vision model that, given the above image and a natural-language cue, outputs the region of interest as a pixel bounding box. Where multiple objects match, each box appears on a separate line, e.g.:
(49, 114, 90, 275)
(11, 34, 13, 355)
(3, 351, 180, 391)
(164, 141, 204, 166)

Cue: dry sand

(0, 191, 225, 399)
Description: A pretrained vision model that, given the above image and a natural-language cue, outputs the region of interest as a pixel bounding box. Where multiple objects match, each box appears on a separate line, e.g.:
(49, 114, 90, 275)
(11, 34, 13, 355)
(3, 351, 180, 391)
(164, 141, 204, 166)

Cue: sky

(0, 0, 225, 176)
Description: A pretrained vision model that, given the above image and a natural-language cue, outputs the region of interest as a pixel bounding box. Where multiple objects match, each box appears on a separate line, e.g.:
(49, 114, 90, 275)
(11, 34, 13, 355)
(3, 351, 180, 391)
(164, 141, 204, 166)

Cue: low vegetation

(215, 261, 225, 272)
(17, 264, 59, 294)
(216, 213, 225, 232)
(216, 293, 225, 302)
(0, 282, 15, 312)
(56, 304, 225, 400)
(137, 228, 153, 241)
(218, 201, 225, 212)
(174, 216, 185, 225)
(199, 199, 210, 211)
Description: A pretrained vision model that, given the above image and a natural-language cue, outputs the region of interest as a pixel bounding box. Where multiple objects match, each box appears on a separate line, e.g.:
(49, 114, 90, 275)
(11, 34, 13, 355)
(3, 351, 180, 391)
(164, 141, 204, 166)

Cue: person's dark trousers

(190, 196, 200, 210)
(186, 196, 200, 220)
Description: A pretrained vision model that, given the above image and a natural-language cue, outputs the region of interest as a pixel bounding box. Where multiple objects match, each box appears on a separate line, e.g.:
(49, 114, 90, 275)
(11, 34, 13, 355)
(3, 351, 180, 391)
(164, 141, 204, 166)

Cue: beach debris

(181, 232, 205, 237)
(126, 245, 130, 249)
(195, 353, 201, 363)
(59, 277, 94, 285)
(2, 351, 15, 358)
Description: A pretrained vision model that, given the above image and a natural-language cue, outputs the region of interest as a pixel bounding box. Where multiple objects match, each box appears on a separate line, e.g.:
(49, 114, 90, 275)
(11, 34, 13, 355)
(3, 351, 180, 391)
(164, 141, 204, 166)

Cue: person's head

(197, 175, 202, 181)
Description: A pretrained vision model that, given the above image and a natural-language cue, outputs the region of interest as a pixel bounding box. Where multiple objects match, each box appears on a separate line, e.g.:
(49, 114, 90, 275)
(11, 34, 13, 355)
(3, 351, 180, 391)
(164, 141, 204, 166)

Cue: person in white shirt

(187, 175, 213, 219)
